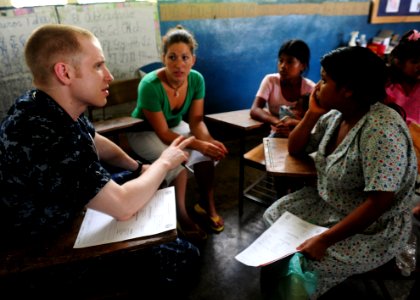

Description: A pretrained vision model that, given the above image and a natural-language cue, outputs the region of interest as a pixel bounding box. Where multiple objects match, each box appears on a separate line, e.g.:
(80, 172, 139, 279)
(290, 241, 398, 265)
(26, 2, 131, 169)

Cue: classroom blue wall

(159, 12, 419, 113)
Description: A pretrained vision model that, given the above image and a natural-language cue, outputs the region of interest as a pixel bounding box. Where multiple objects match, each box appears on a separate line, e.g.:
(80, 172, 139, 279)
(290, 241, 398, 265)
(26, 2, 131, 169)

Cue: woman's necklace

(163, 72, 185, 97)
(165, 78, 185, 98)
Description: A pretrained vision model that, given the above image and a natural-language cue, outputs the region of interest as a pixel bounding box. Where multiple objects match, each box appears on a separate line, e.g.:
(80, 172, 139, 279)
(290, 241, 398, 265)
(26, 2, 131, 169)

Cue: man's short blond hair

(24, 24, 95, 86)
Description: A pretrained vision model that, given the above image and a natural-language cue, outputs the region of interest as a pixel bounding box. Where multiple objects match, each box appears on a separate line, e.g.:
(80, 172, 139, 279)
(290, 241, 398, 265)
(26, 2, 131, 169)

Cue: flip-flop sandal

(177, 221, 208, 241)
(194, 204, 225, 233)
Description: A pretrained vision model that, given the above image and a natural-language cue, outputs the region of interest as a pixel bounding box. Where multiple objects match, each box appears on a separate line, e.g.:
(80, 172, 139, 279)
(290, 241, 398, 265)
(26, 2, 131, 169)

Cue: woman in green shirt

(127, 25, 228, 241)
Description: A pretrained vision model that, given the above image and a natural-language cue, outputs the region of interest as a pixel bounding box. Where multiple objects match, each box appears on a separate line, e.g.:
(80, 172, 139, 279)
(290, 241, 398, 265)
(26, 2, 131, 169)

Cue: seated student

(0, 24, 199, 297)
(250, 39, 315, 137)
(385, 29, 420, 126)
(260, 46, 417, 299)
(384, 29, 420, 220)
(127, 25, 228, 238)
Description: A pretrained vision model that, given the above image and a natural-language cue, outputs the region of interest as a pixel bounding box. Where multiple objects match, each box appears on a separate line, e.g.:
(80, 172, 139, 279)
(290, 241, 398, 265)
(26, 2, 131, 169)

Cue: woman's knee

(127, 132, 167, 161)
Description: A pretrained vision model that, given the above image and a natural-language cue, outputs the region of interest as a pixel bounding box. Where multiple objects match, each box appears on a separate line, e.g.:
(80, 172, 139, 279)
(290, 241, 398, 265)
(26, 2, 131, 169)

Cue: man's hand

(159, 136, 195, 169)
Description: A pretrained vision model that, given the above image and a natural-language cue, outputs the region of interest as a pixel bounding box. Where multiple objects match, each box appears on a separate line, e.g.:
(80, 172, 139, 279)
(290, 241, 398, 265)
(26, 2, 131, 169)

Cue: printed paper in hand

(74, 186, 176, 248)
(235, 211, 328, 267)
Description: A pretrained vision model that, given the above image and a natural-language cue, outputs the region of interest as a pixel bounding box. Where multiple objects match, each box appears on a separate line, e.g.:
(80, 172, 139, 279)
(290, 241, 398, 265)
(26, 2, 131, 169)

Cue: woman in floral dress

(261, 46, 417, 299)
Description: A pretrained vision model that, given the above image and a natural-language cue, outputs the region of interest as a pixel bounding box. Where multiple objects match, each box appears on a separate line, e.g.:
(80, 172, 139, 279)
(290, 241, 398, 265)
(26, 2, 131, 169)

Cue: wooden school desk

(0, 211, 176, 277)
(263, 137, 316, 178)
(93, 116, 143, 135)
(204, 109, 267, 215)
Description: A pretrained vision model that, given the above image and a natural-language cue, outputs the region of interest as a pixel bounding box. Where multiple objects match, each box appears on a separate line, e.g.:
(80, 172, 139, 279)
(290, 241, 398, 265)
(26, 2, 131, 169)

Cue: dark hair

(278, 39, 310, 73)
(390, 29, 420, 63)
(161, 25, 198, 55)
(298, 93, 310, 113)
(321, 46, 387, 106)
(388, 29, 420, 83)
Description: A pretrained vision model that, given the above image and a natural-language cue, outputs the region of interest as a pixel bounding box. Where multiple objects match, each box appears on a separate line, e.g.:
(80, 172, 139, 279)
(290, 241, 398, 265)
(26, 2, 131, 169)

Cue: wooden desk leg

(238, 133, 245, 216)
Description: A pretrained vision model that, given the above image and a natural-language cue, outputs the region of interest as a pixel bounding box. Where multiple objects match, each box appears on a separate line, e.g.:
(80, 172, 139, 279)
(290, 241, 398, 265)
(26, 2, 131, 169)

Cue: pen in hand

(182, 162, 194, 173)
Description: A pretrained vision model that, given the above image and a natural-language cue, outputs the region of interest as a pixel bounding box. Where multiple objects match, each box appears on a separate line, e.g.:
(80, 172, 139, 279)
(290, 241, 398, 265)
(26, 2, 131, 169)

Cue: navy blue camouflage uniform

(0, 89, 199, 296)
(0, 90, 110, 239)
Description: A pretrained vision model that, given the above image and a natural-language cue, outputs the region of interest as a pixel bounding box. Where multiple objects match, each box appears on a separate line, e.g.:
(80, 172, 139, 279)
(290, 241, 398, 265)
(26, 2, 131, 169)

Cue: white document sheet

(74, 186, 176, 248)
(235, 211, 328, 267)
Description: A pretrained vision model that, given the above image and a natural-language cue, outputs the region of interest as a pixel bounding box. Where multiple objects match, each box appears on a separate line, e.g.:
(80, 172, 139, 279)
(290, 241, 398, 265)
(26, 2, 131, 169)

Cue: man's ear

(54, 62, 71, 85)
(192, 55, 196, 66)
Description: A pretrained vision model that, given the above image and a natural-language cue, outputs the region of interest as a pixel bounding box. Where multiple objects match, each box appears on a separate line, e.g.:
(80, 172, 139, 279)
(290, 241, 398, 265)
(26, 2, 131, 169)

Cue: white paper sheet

(235, 211, 328, 267)
(74, 186, 176, 248)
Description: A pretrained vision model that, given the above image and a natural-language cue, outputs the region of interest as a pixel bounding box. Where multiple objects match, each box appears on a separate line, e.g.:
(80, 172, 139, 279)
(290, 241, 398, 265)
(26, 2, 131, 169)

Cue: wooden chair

(242, 143, 279, 212)
(0, 211, 176, 293)
(88, 77, 143, 134)
(138, 61, 163, 77)
(0, 214, 176, 275)
(204, 109, 269, 216)
(87, 78, 144, 151)
(242, 137, 318, 215)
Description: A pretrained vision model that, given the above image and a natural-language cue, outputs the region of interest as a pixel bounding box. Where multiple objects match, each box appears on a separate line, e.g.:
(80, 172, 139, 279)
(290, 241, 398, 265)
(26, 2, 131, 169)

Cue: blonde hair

(24, 24, 95, 85)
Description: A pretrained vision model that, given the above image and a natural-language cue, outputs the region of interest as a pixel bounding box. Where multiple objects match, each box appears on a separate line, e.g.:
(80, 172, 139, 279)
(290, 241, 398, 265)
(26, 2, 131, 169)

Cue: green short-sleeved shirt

(131, 69, 205, 128)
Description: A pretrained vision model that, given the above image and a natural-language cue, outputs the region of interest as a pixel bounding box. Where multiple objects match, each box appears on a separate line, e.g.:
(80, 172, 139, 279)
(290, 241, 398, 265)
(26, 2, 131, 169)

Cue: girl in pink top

(386, 29, 420, 125)
(386, 30, 420, 220)
(250, 39, 315, 137)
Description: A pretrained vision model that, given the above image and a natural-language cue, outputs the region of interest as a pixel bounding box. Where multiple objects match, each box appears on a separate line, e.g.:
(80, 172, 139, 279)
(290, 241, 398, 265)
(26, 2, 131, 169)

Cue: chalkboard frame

(370, 0, 420, 24)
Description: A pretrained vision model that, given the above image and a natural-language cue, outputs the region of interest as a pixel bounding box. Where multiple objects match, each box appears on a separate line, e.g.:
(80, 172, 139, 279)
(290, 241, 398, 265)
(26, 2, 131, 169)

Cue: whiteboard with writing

(57, 2, 160, 80)
(0, 2, 160, 119)
(0, 6, 58, 118)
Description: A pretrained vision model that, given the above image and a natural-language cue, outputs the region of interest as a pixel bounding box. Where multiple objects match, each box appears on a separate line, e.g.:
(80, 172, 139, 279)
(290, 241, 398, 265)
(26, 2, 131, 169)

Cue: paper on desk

(235, 211, 328, 267)
(74, 186, 176, 248)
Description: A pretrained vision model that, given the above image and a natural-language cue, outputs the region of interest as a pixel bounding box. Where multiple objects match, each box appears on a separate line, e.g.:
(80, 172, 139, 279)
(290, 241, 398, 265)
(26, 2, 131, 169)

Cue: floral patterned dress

(263, 102, 417, 297)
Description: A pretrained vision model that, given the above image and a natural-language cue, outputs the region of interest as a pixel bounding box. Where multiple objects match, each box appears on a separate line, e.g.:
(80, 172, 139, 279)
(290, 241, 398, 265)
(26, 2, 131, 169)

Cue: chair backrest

(138, 62, 163, 77)
(88, 77, 140, 121)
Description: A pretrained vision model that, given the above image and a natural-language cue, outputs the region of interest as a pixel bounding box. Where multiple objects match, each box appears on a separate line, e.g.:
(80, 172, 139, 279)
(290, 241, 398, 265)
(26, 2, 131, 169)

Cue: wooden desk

(263, 137, 316, 177)
(204, 109, 265, 132)
(93, 116, 143, 134)
(0, 211, 176, 277)
(204, 109, 267, 215)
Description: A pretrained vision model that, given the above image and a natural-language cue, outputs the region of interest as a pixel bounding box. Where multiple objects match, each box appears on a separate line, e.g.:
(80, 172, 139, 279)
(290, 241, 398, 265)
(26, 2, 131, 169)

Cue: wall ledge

(159, 2, 370, 21)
